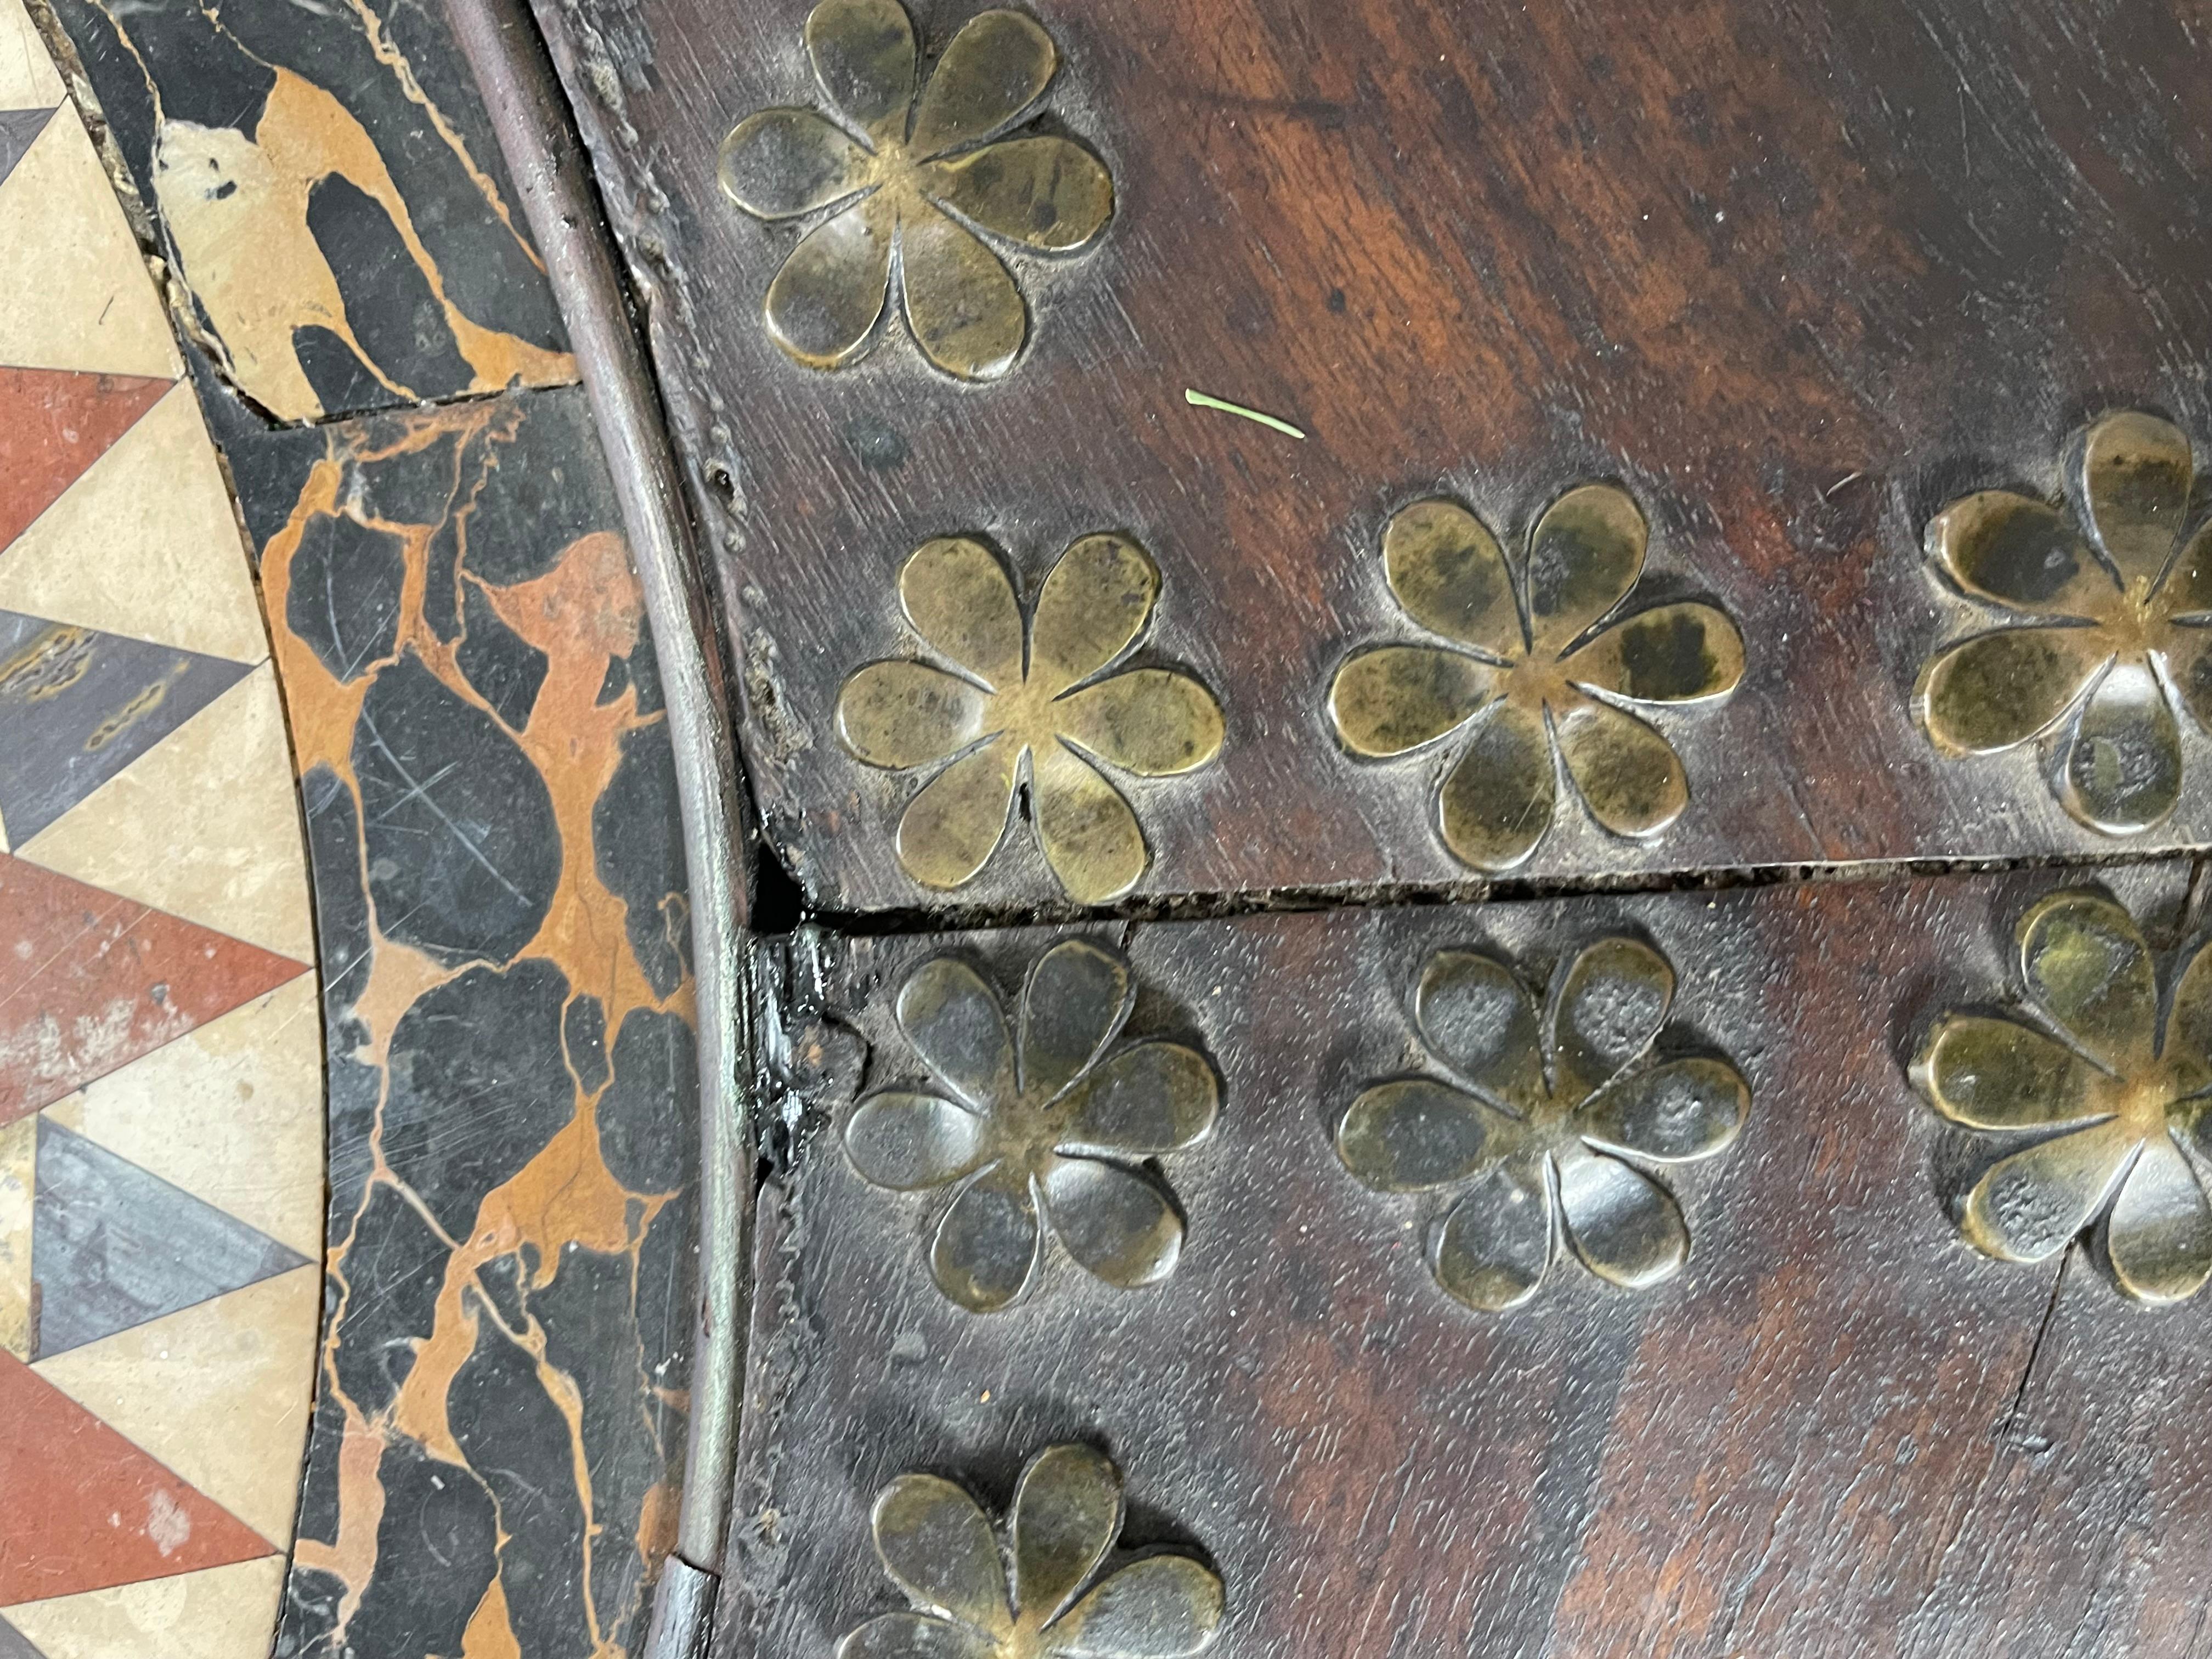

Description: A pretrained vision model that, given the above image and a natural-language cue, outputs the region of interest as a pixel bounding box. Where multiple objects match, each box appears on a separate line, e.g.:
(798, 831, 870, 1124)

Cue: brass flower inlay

(839, 1443, 1224, 1659)
(1338, 936, 1750, 1311)
(837, 533, 1224, 904)
(1917, 411, 2212, 835)
(844, 940, 1218, 1312)
(1328, 488, 1745, 872)
(717, 0, 1113, 380)
(1915, 889, 2212, 1304)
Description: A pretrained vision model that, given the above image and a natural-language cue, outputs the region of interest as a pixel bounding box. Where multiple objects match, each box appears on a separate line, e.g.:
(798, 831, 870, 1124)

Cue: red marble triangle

(0, 1352, 272, 1605)
(0, 855, 306, 1126)
(0, 367, 171, 553)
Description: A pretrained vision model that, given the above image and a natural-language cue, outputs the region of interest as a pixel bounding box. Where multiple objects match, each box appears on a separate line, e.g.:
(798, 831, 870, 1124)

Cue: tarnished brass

(1914, 889, 2212, 1303)
(838, 534, 1224, 903)
(718, 0, 1113, 379)
(1917, 411, 2212, 835)
(843, 940, 1218, 1312)
(1336, 936, 1750, 1311)
(1328, 488, 1745, 872)
(840, 1442, 1224, 1658)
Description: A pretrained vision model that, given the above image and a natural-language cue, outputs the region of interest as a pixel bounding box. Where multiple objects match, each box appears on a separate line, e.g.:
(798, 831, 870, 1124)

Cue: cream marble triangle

(0, 384, 261, 662)
(0, 0, 63, 109)
(20, 666, 313, 962)
(0, 104, 177, 377)
(43, 974, 322, 1256)
(31, 1265, 317, 1548)
(0, 1116, 29, 1360)
(0, 1555, 287, 1659)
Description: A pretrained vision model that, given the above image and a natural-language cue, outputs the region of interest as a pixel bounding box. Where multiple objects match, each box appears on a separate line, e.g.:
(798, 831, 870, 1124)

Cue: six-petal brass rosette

(1328, 488, 1746, 872)
(840, 1443, 1224, 1659)
(1337, 936, 1750, 1311)
(837, 533, 1224, 904)
(844, 940, 1219, 1312)
(1915, 890, 2212, 1304)
(717, 0, 1113, 379)
(1917, 411, 2212, 834)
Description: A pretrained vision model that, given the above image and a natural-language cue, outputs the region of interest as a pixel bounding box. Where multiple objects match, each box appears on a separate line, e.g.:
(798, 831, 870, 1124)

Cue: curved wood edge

(440, 0, 758, 1645)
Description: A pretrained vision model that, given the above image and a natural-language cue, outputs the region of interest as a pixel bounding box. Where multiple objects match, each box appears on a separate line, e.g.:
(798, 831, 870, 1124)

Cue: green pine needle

(1183, 387, 1306, 440)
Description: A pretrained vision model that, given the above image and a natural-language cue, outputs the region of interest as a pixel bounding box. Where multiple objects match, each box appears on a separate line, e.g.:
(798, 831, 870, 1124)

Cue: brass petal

(1413, 950, 1546, 1114)
(1327, 646, 1494, 759)
(1041, 1155, 1183, 1288)
(837, 1612, 996, 1659)
(1912, 1013, 2107, 1131)
(1916, 627, 2108, 755)
(1030, 533, 1158, 697)
(900, 537, 1023, 689)
(897, 955, 1017, 1109)
(1431, 1156, 1552, 1311)
(1048, 1553, 1224, 1658)
(1011, 1444, 1121, 1629)
(1336, 1077, 1519, 1192)
(1057, 671, 1224, 777)
(718, 108, 869, 219)
(896, 736, 1019, 890)
(1555, 1146, 1689, 1290)
(1381, 498, 1523, 658)
(932, 136, 1113, 251)
(2106, 1132, 2212, 1304)
(1032, 741, 1150, 904)
(2058, 658, 2182, 835)
(763, 196, 896, 368)
(900, 204, 1028, 380)
(1550, 935, 1674, 1103)
(1552, 694, 1689, 840)
(2164, 940, 2212, 1092)
(932, 1161, 1041, 1311)
(805, 0, 916, 144)
(1059, 1042, 1219, 1155)
(1566, 602, 1745, 703)
(1961, 1117, 2135, 1263)
(907, 9, 1056, 159)
(845, 1091, 990, 1189)
(2162, 623, 2212, 735)
(871, 1472, 1014, 1633)
(1581, 1057, 1748, 1164)
(1019, 938, 1132, 1102)
(1436, 699, 1556, 872)
(1925, 490, 2113, 618)
(2078, 410, 2193, 596)
(838, 659, 994, 769)
(2156, 522, 2212, 619)
(1525, 483, 1646, 658)
(2018, 889, 2159, 1074)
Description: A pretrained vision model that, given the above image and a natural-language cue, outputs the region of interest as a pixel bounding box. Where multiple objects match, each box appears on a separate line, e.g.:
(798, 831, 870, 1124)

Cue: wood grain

(538, 0, 2212, 916)
(717, 859, 2212, 1656)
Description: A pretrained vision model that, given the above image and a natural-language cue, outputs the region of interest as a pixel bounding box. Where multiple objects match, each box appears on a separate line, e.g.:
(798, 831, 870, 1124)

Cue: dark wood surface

(716, 860, 2212, 1656)
(539, 0, 2212, 916)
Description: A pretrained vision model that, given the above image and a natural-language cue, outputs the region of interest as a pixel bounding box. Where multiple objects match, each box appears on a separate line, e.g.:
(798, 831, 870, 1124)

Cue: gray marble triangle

(0, 109, 50, 192)
(0, 608, 252, 844)
(31, 1119, 311, 1358)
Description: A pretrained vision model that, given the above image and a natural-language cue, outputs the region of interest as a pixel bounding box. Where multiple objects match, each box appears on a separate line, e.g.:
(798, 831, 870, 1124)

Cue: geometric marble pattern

(0, 855, 303, 1125)
(0, 607, 252, 845)
(0, 108, 48, 189)
(0, 365, 167, 551)
(0, 1352, 272, 1606)
(30, 1120, 309, 1358)
(0, 8, 321, 1651)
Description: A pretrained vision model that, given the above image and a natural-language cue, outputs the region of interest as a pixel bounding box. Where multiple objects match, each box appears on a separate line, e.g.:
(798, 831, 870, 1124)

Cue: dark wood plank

(716, 859, 2212, 1655)
(537, 0, 2212, 915)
